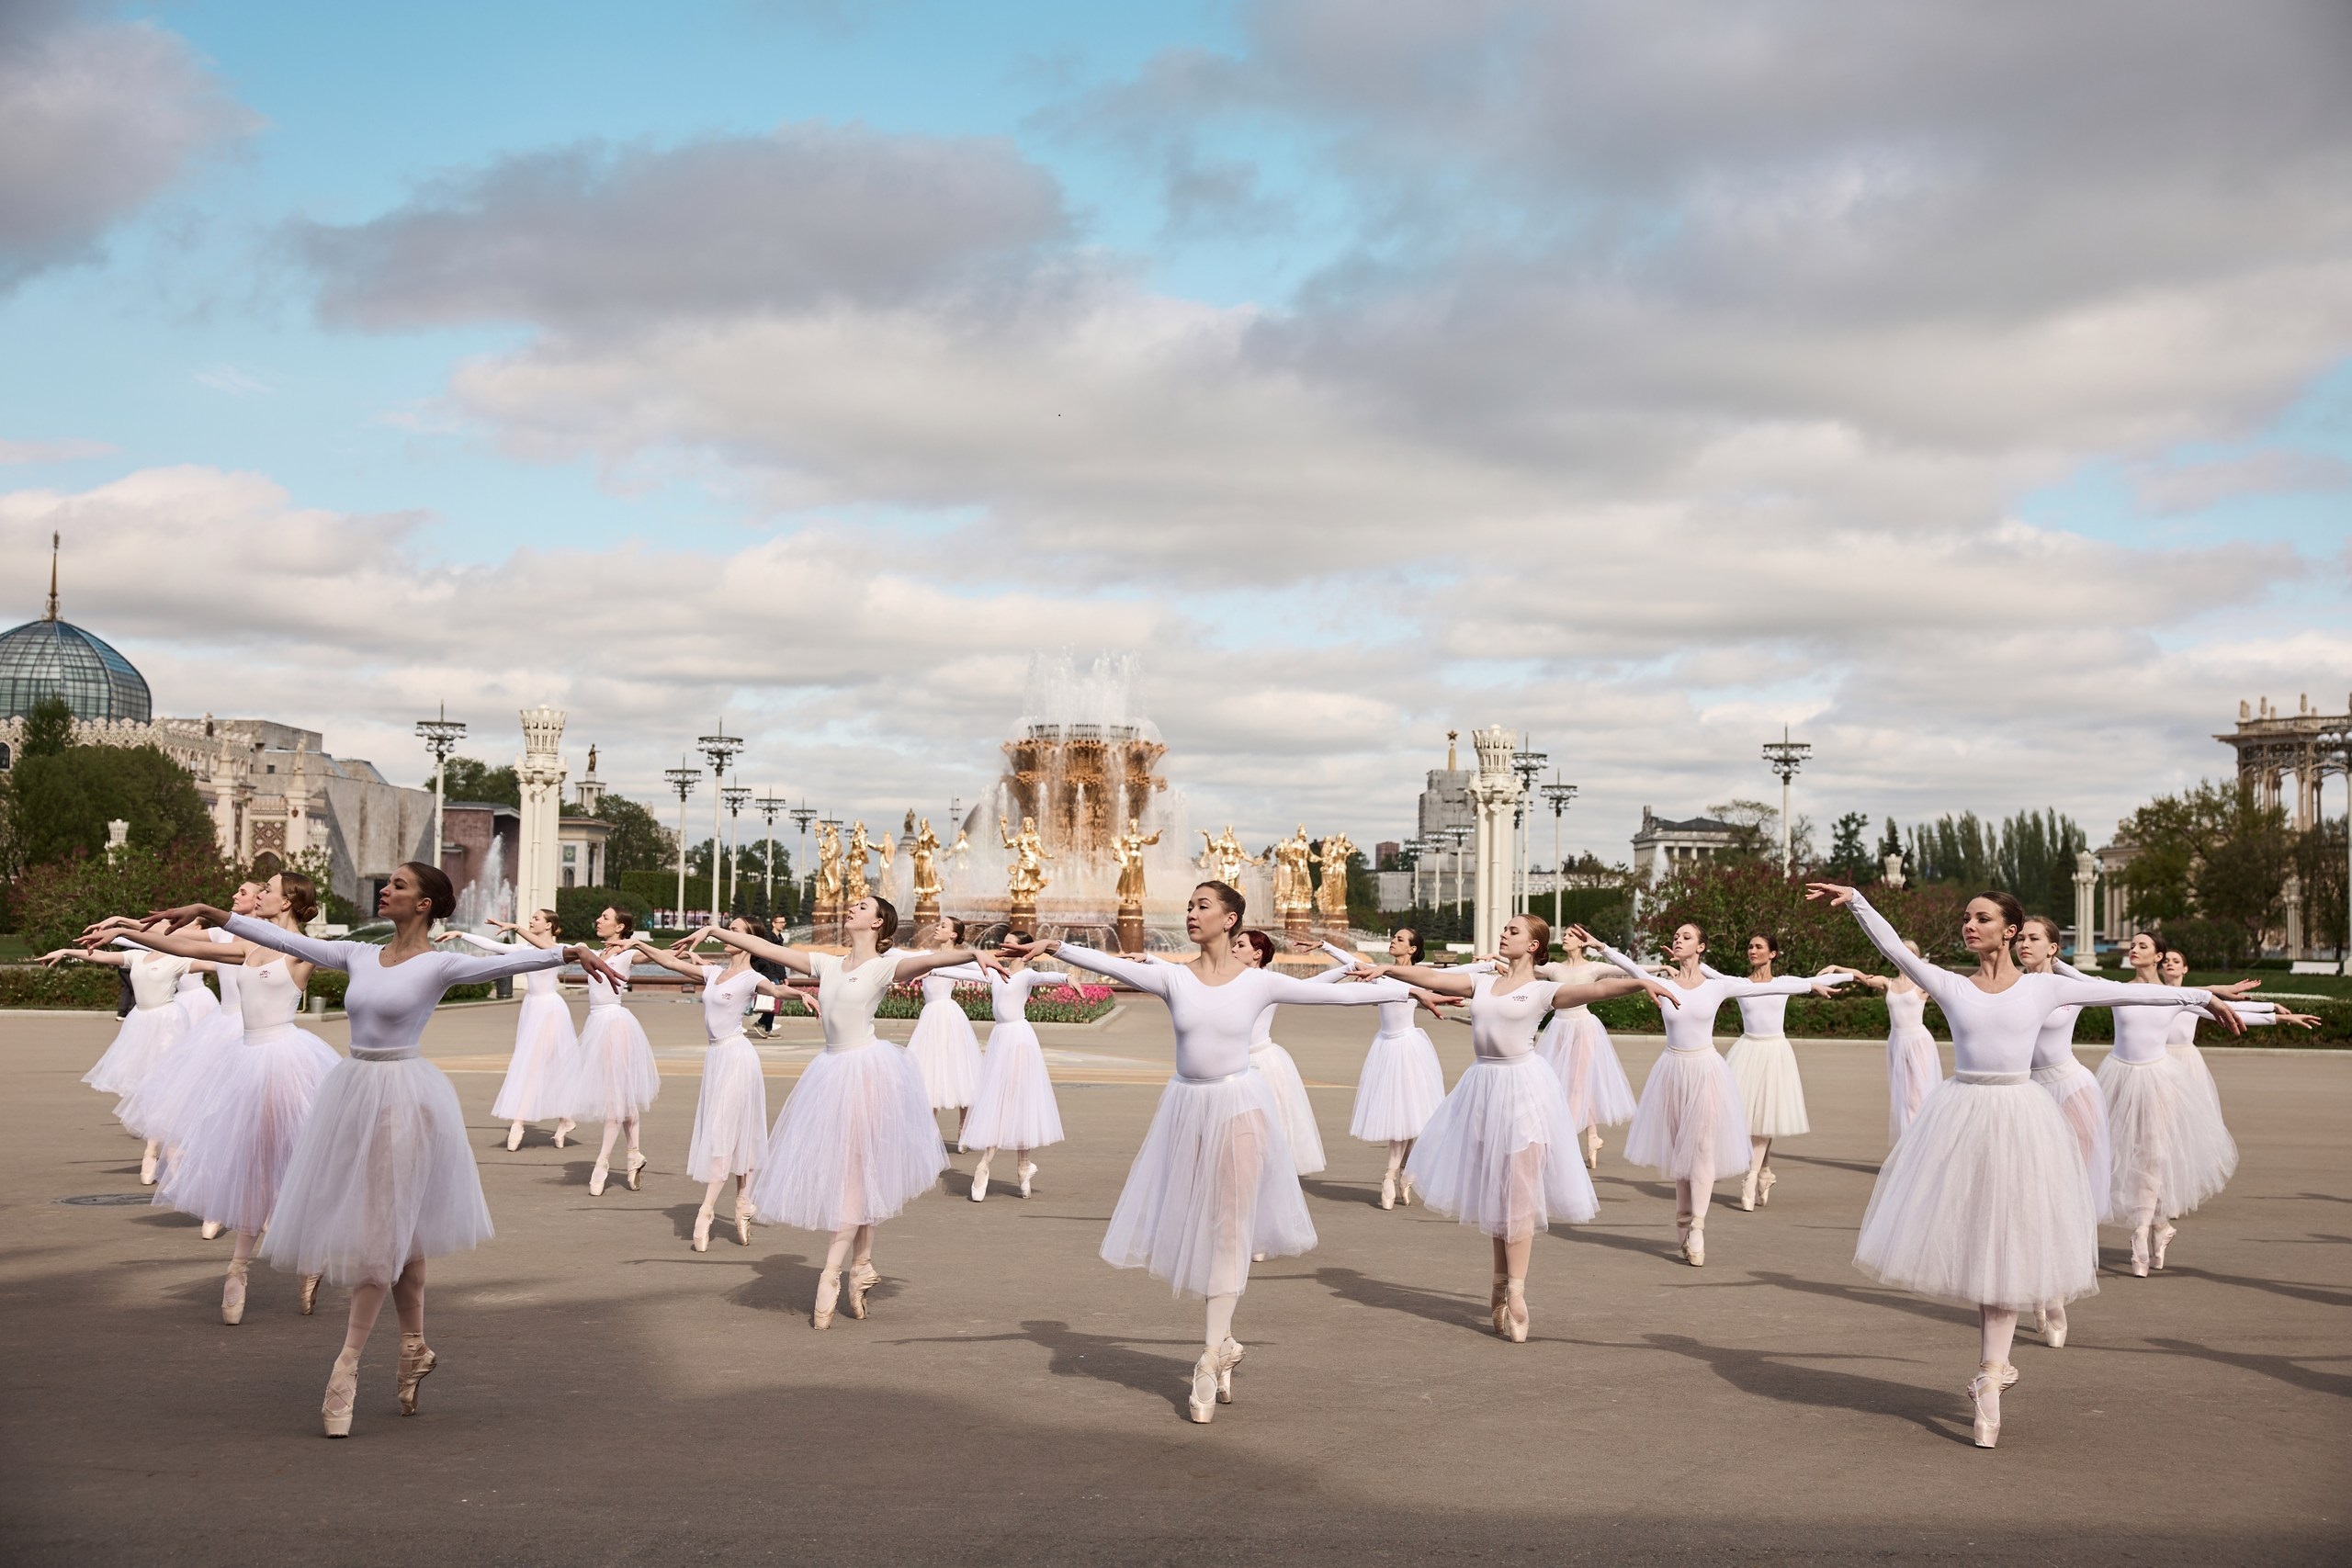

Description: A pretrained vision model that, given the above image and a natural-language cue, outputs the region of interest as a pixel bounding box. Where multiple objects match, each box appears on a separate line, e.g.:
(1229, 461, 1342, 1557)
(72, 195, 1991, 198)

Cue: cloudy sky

(3, 0, 2347, 863)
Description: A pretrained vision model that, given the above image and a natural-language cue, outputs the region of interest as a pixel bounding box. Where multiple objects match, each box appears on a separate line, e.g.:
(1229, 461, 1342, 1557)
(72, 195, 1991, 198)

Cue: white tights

(1384, 1137, 1414, 1176)
(699, 1173, 751, 1224)
(823, 1223, 876, 1275)
(1745, 1134, 1773, 1181)
(1672, 1171, 1716, 1227)
(594, 1114, 640, 1168)
(342, 1258, 425, 1358)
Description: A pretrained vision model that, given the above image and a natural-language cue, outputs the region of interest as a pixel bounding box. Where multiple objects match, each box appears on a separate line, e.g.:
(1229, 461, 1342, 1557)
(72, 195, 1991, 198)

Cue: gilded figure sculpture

(1272, 825, 1316, 914)
(1112, 817, 1161, 907)
(1316, 829, 1354, 923)
(815, 821, 845, 905)
(910, 818, 943, 903)
(1001, 814, 1053, 904)
(844, 821, 873, 905)
(1197, 825, 1260, 887)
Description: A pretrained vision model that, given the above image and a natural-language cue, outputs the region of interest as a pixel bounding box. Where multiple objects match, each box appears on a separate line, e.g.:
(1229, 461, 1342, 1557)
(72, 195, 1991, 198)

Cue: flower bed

(1585, 990, 2352, 1045)
(875, 982, 1116, 1024)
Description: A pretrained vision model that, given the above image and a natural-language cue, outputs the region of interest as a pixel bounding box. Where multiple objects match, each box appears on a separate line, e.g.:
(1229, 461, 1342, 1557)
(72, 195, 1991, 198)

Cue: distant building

(559, 815, 610, 887)
(1632, 807, 1742, 883)
(1374, 840, 1401, 870)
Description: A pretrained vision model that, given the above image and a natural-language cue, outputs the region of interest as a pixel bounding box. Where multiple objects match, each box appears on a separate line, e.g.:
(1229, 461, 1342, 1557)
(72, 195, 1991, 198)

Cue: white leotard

(225, 914, 566, 1059)
(1600, 947, 1813, 1054)
(1054, 943, 1405, 1080)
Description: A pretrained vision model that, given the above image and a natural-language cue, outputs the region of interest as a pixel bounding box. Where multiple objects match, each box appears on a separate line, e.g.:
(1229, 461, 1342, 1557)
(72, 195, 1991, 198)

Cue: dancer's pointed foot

(221, 1259, 249, 1325)
(1397, 1171, 1416, 1207)
(322, 1349, 360, 1438)
(140, 1145, 159, 1186)
(692, 1208, 712, 1252)
(1214, 1337, 1244, 1404)
(734, 1201, 752, 1247)
(299, 1273, 321, 1315)
(397, 1332, 435, 1416)
(846, 1259, 878, 1320)
(1188, 1349, 1219, 1423)
(1737, 1169, 1758, 1212)
(588, 1161, 608, 1197)
(1017, 1160, 1036, 1199)
(1683, 1218, 1706, 1268)
(506, 1121, 524, 1152)
(2043, 1303, 2067, 1348)
(2129, 1225, 2151, 1278)
(2152, 1222, 2176, 1272)
(969, 1161, 990, 1201)
(1757, 1168, 1777, 1207)
(1584, 1127, 1603, 1169)
(624, 1150, 646, 1191)
(1488, 1275, 1510, 1337)
(812, 1269, 841, 1329)
(1966, 1360, 2008, 1448)
(199, 1219, 222, 1241)
(1503, 1279, 1528, 1344)
(1378, 1171, 1397, 1211)
(554, 1118, 575, 1149)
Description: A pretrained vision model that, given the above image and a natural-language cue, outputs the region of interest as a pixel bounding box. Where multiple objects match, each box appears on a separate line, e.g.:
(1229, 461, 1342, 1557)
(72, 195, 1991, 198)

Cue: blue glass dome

(0, 615, 153, 722)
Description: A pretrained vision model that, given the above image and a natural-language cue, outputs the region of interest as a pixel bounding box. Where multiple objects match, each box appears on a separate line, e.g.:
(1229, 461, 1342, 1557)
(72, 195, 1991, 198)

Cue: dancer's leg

(391, 1260, 435, 1415)
(624, 1112, 641, 1155)
(694, 1177, 724, 1248)
(221, 1228, 258, 1324)
(506, 1118, 525, 1151)
(1204, 1293, 1238, 1349)
(971, 1145, 997, 1200)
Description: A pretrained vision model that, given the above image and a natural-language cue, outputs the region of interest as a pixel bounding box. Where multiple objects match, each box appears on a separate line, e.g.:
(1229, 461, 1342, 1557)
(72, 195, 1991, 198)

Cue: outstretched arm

(891, 946, 1008, 985)
(1353, 961, 1479, 997)
(217, 912, 356, 973)
(1803, 886, 1958, 1009)
(1555, 972, 1681, 1011)
(1262, 971, 1412, 1007)
(1010, 941, 1173, 999)
(678, 923, 816, 977)
(624, 938, 710, 982)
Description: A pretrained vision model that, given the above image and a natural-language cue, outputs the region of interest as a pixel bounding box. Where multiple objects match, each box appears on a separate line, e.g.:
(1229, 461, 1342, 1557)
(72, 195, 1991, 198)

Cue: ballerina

(1826, 944, 1943, 1145)
(47, 932, 218, 1182)
(1358, 914, 1677, 1341)
(2008, 915, 2108, 1350)
(1708, 933, 1836, 1212)
(141, 863, 624, 1437)
(684, 897, 1001, 1327)
(98, 872, 339, 1323)
(562, 905, 660, 1196)
(1002, 882, 1411, 1425)
(1531, 942, 1640, 1169)
(951, 941, 1069, 1202)
(626, 919, 793, 1250)
(447, 912, 581, 1151)
(904, 917, 985, 1141)
(1804, 881, 2242, 1448)
(113, 889, 262, 1212)
(1576, 922, 1837, 1265)
(1312, 931, 1450, 1209)
(1226, 929, 1342, 1179)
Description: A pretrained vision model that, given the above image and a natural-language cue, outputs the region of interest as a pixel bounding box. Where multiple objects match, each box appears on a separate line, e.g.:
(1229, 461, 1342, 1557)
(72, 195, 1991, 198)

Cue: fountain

(451, 832, 514, 931)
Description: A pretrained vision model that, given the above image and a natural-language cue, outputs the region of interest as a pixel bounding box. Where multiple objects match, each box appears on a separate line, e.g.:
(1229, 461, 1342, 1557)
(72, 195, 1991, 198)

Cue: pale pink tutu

(1248, 1041, 1325, 1175)
(686, 1034, 769, 1182)
(155, 1021, 340, 1235)
(961, 1019, 1065, 1151)
(906, 998, 983, 1111)
(750, 1039, 944, 1232)
(1406, 1054, 1597, 1239)
(1623, 1046, 1751, 1185)
(1349, 1025, 1446, 1143)
(566, 1004, 660, 1122)
(1102, 1071, 1316, 1299)
(492, 988, 580, 1122)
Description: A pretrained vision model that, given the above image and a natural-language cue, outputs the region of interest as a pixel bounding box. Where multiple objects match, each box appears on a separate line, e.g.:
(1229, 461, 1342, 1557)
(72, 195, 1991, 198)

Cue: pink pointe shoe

(1966, 1360, 2009, 1448)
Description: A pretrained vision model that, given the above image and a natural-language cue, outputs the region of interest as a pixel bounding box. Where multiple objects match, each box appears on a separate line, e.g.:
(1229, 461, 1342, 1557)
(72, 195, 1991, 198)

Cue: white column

(1467, 726, 1522, 954)
(2071, 850, 2098, 967)
(515, 706, 569, 925)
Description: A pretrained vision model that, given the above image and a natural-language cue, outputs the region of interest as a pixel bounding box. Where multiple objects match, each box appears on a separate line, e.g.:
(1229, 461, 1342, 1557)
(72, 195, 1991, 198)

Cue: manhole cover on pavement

(54, 1192, 153, 1206)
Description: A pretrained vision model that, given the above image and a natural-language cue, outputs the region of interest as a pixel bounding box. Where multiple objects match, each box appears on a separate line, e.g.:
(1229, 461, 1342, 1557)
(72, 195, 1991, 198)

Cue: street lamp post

(1446, 825, 1471, 931)
(755, 791, 788, 920)
(790, 803, 819, 922)
(721, 785, 751, 916)
(413, 704, 467, 871)
(696, 722, 744, 925)
(663, 759, 700, 924)
(1541, 778, 1579, 926)
(1512, 742, 1547, 915)
(1761, 727, 1813, 874)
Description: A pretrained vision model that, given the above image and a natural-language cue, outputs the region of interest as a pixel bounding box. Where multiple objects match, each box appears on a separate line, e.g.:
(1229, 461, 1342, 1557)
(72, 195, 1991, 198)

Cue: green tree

(597, 795, 671, 876)
(17, 841, 236, 953)
(21, 694, 74, 760)
(1705, 798, 1778, 860)
(1827, 811, 1872, 883)
(437, 756, 519, 806)
(12, 743, 218, 868)
(2116, 780, 2290, 963)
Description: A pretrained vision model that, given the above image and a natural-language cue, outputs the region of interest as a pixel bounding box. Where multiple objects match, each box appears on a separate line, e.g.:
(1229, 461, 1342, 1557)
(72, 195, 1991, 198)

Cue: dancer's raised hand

(1804, 883, 1858, 907)
(569, 946, 628, 990)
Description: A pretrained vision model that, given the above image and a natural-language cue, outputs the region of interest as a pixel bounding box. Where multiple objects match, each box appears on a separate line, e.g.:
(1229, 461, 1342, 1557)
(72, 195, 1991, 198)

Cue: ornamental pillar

(1467, 726, 1522, 955)
(515, 706, 569, 926)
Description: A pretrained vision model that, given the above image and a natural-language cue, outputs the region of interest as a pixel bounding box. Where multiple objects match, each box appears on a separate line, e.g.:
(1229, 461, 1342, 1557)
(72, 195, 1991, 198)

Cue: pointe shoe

(1188, 1348, 1220, 1423)
(1397, 1171, 1416, 1207)
(1674, 1208, 1693, 1254)
(625, 1151, 647, 1191)
(2152, 1223, 2176, 1272)
(1737, 1169, 1758, 1212)
(1017, 1160, 1037, 1199)
(221, 1259, 249, 1325)
(322, 1349, 360, 1438)
(2034, 1305, 2046, 1337)
(1503, 1280, 1529, 1344)
(506, 1122, 524, 1152)
(1757, 1169, 1777, 1207)
(969, 1162, 990, 1201)
(1378, 1171, 1397, 1211)
(2129, 1226, 2151, 1278)
(2044, 1305, 2068, 1349)
(1966, 1360, 2007, 1449)
(846, 1259, 878, 1320)
(1489, 1276, 1510, 1337)
(1683, 1218, 1706, 1268)
(1584, 1127, 1602, 1170)
(141, 1146, 159, 1186)
(554, 1119, 574, 1149)
(300, 1273, 321, 1316)
(692, 1209, 713, 1252)
(1214, 1336, 1245, 1404)
(735, 1203, 753, 1247)
(812, 1269, 841, 1329)
(397, 1332, 435, 1416)
(588, 1161, 609, 1197)
(200, 1220, 222, 1241)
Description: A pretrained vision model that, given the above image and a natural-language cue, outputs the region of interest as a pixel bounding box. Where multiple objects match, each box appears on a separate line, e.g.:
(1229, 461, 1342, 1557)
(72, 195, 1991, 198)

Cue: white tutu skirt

(2097, 1054, 2237, 1222)
(83, 1005, 187, 1102)
(155, 1023, 341, 1235)
(2168, 1042, 2225, 1120)
(1725, 1032, 1809, 1138)
(567, 1005, 660, 1122)
(961, 1020, 1066, 1151)
(1248, 1041, 1325, 1175)
(906, 998, 983, 1111)
(1624, 1047, 1752, 1184)
(1102, 1072, 1316, 1299)
(1854, 1076, 2100, 1311)
(687, 1034, 769, 1182)
(1349, 1026, 1445, 1143)
(175, 985, 219, 1032)
(1406, 1055, 1598, 1239)
(750, 1040, 944, 1232)
(1886, 1025, 1942, 1144)
(118, 1009, 242, 1144)
(2034, 1058, 2112, 1223)
(259, 1055, 493, 1287)
(492, 989, 579, 1122)
(1538, 1012, 1638, 1130)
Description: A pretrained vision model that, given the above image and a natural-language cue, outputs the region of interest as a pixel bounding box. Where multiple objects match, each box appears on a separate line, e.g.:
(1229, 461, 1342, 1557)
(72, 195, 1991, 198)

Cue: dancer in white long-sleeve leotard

(1827, 946, 1944, 1145)
(96, 872, 340, 1323)
(142, 863, 623, 1437)
(563, 905, 660, 1196)
(904, 918, 984, 1138)
(1711, 933, 1837, 1211)
(1363, 913, 1675, 1342)
(450, 911, 581, 1152)
(1577, 922, 1836, 1266)
(628, 920, 792, 1250)
(2008, 917, 2112, 1348)
(1227, 930, 1336, 1177)
(2153, 945, 2308, 1119)
(687, 897, 1001, 1327)
(1805, 881, 2242, 1448)
(947, 947, 1069, 1201)
(1531, 947, 1639, 1170)
(117, 893, 260, 1203)
(47, 931, 220, 1182)
(1005, 881, 1410, 1424)
(1314, 931, 1449, 1209)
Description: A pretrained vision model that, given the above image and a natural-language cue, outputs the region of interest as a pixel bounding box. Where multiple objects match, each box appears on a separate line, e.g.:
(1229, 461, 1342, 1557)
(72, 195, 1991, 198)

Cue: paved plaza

(5, 998, 2347, 1565)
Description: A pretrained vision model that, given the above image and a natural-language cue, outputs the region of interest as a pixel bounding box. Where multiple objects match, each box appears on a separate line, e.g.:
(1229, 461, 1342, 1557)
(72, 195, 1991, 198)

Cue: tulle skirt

(118, 1008, 242, 1144)
(1854, 1076, 2100, 1311)
(259, 1055, 493, 1287)
(750, 1039, 944, 1233)
(2034, 1057, 2112, 1223)
(175, 985, 219, 1030)
(566, 1004, 660, 1122)
(961, 1020, 1066, 1152)
(1725, 1032, 1809, 1138)
(1406, 1054, 1598, 1239)
(906, 998, 983, 1111)
(1248, 1041, 1325, 1175)
(2168, 1042, 2225, 1120)
(154, 1023, 341, 1235)
(1349, 1026, 1446, 1143)
(2097, 1054, 2237, 1223)
(1624, 1047, 1752, 1184)
(1102, 1072, 1316, 1299)
(83, 1005, 187, 1102)
(492, 989, 579, 1122)
(687, 1034, 769, 1182)
(1537, 1012, 1638, 1129)
(1886, 1025, 1942, 1145)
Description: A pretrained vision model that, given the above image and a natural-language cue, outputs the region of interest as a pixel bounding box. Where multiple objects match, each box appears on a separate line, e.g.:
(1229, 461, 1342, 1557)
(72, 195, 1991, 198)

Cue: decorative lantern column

(1467, 726, 1523, 955)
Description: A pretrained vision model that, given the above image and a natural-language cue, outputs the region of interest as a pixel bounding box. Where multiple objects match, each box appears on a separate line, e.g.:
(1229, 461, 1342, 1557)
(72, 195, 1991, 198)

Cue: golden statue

(815, 821, 845, 906)
(1112, 817, 1161, 908)
(1272, 825, 1316, 914)
(844, 821, 873, 905)
(1001, 814, 1053, 905)
(1316, 829, 1355, 923)
(1197, 825, 1260, 887)
(910, 818, 943, 904)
